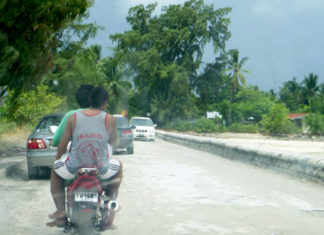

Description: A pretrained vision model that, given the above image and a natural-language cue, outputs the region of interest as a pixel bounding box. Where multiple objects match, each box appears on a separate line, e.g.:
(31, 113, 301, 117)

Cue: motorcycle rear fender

(67, 175, 103, 194)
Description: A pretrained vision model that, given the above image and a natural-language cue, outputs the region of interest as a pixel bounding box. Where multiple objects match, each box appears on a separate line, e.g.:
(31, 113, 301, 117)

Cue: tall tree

(195, 55, 227, 111)
(110, 0, 232, 123)
(302, 73, 320, 106)
(285, 77, 303, 110)
(269, 89, 277, 101)
(222, 49, 250, 125)
(0, 0, 95, 99)
(43, 44, 106, 108)
(231, 85, 274, 123)
(98, 56, 133, 114)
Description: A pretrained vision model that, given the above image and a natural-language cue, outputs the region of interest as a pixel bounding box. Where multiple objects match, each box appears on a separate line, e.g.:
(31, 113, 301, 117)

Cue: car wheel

(150, 139, 155, 142)
(28, 166, 39, 179)
(127, 146, 134, 154)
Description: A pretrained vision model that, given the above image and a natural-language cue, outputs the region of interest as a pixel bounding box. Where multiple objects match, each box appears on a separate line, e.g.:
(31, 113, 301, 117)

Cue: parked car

(26, 113, 64, 179)
(113, 115, 135, 154)
(130, 117, 157, 141)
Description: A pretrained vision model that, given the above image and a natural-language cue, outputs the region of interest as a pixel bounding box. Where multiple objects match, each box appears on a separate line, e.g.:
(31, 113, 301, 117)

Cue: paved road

(0, 139, 324, 235)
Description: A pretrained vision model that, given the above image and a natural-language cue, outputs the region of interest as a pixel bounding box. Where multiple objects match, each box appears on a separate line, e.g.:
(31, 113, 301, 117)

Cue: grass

(0, 124, 32, 156)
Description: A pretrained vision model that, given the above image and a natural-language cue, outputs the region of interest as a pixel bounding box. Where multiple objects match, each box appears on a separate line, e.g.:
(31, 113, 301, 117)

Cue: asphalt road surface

(0, 139, 324, 235)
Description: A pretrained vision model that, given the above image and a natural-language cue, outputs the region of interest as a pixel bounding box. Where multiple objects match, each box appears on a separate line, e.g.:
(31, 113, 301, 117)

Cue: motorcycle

(62, 167, 119, 235)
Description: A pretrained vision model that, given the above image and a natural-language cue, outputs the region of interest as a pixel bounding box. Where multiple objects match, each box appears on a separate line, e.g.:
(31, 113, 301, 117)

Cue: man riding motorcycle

(47, 86, 122, 230)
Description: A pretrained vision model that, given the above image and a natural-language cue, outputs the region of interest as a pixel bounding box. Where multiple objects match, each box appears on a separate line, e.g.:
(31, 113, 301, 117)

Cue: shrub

(305, 113, 324, 134)
(5, 85, 66, 126)
(259, 103, 294, 134)
(229, 123, 259, 133)
(173, 121, 193, 132)
(164, 121, 173, 130)
(193, 118, 217, 133)
(215, 124, 227, 133)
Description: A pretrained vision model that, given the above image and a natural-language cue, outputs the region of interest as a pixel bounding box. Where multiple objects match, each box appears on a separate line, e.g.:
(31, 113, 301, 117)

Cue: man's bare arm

(57, 114, 74, 160)
(106, 114, 118, 148)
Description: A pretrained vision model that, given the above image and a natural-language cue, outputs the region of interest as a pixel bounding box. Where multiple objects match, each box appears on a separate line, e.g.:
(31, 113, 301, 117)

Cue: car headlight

(148, 130, 155, 133)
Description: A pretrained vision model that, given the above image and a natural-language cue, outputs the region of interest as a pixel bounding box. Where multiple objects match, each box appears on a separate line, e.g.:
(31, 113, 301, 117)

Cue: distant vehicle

(130, 117, 156, 141)
(26, 113, 64, 179)
(113, 115, 135, 154)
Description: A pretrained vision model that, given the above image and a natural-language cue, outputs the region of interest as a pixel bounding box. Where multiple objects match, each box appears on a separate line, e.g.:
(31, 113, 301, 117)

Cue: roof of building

(288, 113, 308, 120)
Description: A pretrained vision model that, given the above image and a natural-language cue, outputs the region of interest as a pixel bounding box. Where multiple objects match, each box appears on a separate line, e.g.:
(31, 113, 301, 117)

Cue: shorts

(53, 153, 120, 180)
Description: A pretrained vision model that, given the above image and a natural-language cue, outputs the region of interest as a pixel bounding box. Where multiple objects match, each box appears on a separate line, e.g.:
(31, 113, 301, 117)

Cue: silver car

(26, 113, 64, 179)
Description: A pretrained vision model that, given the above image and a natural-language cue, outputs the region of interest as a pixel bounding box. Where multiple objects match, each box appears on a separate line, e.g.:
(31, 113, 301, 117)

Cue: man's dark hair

(89, 86, 108, 108)
(75, 85, 94, 108)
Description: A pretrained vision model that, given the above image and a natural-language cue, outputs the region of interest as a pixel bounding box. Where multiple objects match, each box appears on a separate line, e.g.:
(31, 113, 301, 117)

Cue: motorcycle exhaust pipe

(108, 200, 119, 212)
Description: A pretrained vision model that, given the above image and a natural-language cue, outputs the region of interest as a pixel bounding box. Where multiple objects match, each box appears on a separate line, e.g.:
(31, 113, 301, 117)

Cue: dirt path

(1, 140, 324, 234)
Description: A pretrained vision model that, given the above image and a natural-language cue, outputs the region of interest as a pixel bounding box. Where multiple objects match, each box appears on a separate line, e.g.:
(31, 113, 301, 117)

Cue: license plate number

(138, 134, 144, 137)
(75, 192, 98, 202)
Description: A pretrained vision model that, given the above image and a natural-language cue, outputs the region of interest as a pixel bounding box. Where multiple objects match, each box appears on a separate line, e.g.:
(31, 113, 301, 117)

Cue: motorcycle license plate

(75, 192, 98, 202)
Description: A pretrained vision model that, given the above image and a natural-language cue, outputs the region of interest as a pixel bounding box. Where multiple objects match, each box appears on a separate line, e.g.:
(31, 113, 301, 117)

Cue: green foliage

(43, 45, 106, 108)
(303, 73, 320, 106)
(99, 56, 133, 114)
(229, 123, 258, 133)
(209, 100, 230, 123)
(216, 124, 227, 133)
(44, 46, 133, 113)
(0, 104, 8, 121)
(173, 121, 194, 132)
(260, 103, 294, 134)
(164, 121, 173, 130)
(231, 86, 274, 122)
(195, 54, 228, 110)
(172, 118, 224, 133)
(0, 0, 96, 99)
(279, 74, 324, 113)
(309, 94, 324, 114)
(305, 113, 324, 134)
(5, 85, 66, 126)
(110, 0, 232, 123)
(222, 49, 250, 125)
(193, 118, 217, 133)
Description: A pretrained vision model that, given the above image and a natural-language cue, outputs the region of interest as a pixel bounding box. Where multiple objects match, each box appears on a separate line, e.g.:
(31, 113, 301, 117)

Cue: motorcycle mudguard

(67, 175, 103, 194)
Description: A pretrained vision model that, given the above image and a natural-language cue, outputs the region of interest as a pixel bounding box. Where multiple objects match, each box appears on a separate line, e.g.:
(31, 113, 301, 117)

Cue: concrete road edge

(156, 131, 324, 183)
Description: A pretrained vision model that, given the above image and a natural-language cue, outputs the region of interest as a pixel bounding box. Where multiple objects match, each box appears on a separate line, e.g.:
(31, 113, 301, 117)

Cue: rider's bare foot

(46, 217, 68, 227)
(48, 210, 66, 219)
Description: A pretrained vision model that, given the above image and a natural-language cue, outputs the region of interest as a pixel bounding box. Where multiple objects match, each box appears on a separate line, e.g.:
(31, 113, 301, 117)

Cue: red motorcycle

(62, 168, 119, 235)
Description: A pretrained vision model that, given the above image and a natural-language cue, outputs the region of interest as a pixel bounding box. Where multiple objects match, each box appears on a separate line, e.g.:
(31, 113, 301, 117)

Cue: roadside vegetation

(0, 124, 32, 156)
(1, 0, 324, 139)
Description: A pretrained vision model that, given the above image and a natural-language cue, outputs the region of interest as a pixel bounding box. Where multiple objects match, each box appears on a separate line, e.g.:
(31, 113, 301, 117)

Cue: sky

(84, 0, 324, 91)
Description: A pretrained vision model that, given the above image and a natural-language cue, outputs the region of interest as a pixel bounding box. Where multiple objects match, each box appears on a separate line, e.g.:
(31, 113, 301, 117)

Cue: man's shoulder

(105, 113, 116, 124)
(65, 109, 84, 117)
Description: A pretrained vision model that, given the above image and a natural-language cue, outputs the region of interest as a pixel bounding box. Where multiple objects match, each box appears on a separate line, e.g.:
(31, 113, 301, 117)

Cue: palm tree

(269, 89, 277, 101)
(302, 73, 320, 106)
(320, 83, 324, 95)
(223, 49, 250, 125)
(285, 77, 302, 110)
(98, 56, 133, 113)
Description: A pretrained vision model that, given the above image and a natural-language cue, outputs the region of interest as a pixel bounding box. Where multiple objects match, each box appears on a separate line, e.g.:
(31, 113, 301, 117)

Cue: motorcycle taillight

(75, 169, 100, 180)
